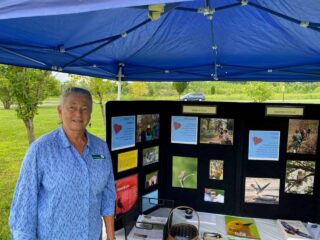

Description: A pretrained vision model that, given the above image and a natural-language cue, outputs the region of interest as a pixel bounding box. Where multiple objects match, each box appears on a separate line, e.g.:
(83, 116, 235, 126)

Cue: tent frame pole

(117, 63, 124, 100)
(0, 46, 47, 66)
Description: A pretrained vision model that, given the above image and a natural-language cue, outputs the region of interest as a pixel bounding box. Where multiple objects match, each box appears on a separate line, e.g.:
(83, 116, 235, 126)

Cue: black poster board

(106, 101, 320, 223)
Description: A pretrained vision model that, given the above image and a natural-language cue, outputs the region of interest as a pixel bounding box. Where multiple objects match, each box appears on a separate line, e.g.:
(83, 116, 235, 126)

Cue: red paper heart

(173, 121, 181, 130)
(253, 136, 262, 145)
(113, 124, 122, 134)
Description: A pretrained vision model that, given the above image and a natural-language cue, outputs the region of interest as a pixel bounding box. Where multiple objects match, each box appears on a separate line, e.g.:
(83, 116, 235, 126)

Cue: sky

(52, 72, 70, 82)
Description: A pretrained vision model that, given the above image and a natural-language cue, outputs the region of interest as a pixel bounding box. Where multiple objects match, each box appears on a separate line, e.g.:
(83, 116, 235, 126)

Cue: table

(103, 208, 284, 240)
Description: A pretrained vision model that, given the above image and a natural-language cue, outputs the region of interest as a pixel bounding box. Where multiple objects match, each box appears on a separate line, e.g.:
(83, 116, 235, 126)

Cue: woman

(9, 87, 116, 240)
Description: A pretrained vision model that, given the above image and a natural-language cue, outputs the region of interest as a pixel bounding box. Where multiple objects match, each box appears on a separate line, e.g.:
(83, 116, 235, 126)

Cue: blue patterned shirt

(9, 128, 116, 240)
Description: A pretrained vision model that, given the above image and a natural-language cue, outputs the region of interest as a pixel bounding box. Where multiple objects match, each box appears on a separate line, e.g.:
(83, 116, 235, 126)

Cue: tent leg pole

(117, 63, 124, 100)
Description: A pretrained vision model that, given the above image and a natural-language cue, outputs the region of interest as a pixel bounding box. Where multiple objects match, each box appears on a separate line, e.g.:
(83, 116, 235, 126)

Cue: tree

(0, 65, 14, 109)
(70, 75, 116, 128)
(120, 82, 129, 95)
(88, 78, 116, 128)
(47, 77, 62, 97)
(0, 76, 13, 109)
(145, 82, 176, 96)
(211, 85, 216, 95)
(6, 66, 57, 144)
(172, 82, 189, 98)
(245, 82, 273, 102)
(128, 82, 149, 97)
(66, 74, 89, 89)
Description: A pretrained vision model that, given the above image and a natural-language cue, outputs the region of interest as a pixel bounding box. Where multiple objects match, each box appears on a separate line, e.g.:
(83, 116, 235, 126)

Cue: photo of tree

(245, 177, 280, 205)
(287, 119, 319, 155)
(172, 156, 197, 189)
(136, 114, 160, 142)
(145, 171, 158, 189)
(285, 160, 315, 195)
(200, 118, 234, 145)
(209, 160, 224, 180)
(142, 146, 159, 166)
(204, 188, 225, 203)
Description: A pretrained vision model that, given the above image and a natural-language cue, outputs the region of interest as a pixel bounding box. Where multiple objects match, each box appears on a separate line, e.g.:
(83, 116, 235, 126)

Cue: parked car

(180, 92, 205, 101)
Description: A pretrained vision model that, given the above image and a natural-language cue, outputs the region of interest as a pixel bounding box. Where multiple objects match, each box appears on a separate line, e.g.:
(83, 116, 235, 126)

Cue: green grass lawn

(1, 95, 320, 239)
(0, 104, 104, 239)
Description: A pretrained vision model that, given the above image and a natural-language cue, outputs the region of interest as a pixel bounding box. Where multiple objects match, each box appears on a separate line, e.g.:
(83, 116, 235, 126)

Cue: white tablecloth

(102, 209, 284, 240)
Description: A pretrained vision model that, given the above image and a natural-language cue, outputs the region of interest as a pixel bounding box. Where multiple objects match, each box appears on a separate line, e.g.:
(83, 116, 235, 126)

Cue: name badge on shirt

(92, 154, 105, 160)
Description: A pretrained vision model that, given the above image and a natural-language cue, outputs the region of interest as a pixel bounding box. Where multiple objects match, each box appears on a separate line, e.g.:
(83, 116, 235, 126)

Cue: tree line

(2, 64, 320, 144)
(0, 65, 117, 144)
(0, 65, 60, 143)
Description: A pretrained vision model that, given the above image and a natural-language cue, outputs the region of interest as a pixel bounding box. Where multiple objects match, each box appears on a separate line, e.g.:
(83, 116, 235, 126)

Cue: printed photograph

(142, 146, 159, 166)
(248, 130, 280, 161)
(115, 174, 138, 215)
(117, 149, 138, 173)
(200, 118, 234, 145)
(111, 115, 135, 151)
(285, 160, 315, 195)
(287, 119, 319, 155)
(172, 156, 197, 189)
(245, 177, 280, 205)
(145, 171, 158, 189)
(225, 216, 260, 240)
(204, 188, 225, 203)
(277, 220, 313, 240)
(136, 114, 160, 142)
(142, 190, 158, 212)
(209, 160, 224, 180)
(171, 116, 198, 145)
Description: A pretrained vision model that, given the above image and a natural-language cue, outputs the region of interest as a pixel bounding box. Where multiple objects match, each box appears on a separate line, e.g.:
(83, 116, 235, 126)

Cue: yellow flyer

(118, 150, 138, 172)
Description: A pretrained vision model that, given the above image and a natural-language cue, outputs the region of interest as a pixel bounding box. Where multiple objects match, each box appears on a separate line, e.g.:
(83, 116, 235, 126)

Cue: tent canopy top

(0, 0, 319, 82)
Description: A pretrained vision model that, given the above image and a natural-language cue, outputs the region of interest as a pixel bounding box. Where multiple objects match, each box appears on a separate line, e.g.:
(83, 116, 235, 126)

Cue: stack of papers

(137, 214, 168, 225)
(127, 214, 167, 240)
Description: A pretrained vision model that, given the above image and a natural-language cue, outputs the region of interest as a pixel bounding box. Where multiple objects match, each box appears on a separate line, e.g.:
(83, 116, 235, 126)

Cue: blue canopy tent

(0, 0, 319, 82)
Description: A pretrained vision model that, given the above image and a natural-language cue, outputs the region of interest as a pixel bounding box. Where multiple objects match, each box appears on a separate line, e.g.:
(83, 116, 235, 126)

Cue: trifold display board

(106, 101, 320, 223)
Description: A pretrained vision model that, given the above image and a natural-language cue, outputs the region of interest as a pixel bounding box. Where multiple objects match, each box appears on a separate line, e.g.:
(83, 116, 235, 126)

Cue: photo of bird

(227, 220, 254, 238)
(117, 198, 124, 214)
(249, 180, 279, 202)
(250, 181, 271, 195)
(245, 177, 280, 204)
(285, 160, 315, 195)
(296, 170, 306, 184)
(172, 156, 197, 189)
(280, 221, 312, 239)
(178, 170, 195, 188)
(225, 216, 260, 239)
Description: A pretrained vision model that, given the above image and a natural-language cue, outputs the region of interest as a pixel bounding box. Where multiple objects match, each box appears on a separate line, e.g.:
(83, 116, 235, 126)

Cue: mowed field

(0, 103, 104, 239)
(2, 95, 320, 239)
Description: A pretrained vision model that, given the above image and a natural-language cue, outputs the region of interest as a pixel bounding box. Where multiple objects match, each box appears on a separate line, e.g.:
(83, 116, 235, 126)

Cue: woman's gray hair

(60, 87, 93, 108)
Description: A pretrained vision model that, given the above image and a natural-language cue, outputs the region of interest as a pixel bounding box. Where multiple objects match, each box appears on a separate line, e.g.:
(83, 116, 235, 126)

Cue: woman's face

(57, 93, 92, 133)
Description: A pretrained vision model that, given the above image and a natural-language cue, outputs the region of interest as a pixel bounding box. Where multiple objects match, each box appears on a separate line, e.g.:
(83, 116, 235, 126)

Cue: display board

(106, 101, 320, 223)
